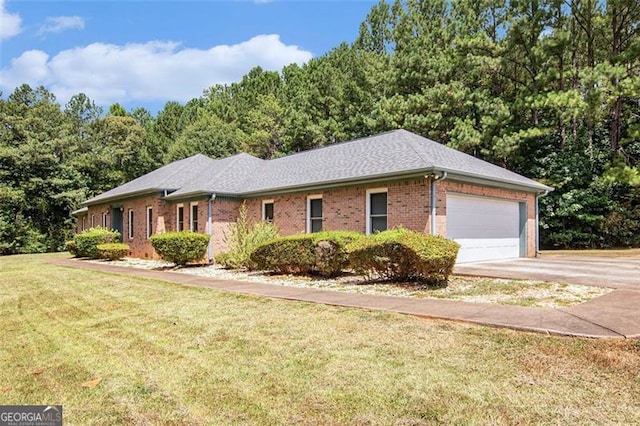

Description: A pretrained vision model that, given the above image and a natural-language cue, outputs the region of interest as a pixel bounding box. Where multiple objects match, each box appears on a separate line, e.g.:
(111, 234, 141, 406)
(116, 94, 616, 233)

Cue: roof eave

(438, 167, 553, 193)
(70, 206, 89, 216)
(163, 190, 215, 202)
(239, 168, 551, 197)
(238, 170, 434, 197)
(83, 188, 172, 206)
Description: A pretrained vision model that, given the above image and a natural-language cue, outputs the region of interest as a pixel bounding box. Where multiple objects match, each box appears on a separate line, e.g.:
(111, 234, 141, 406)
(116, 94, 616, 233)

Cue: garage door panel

(447, 195, 522, 263)
(452, 238, 520, 264)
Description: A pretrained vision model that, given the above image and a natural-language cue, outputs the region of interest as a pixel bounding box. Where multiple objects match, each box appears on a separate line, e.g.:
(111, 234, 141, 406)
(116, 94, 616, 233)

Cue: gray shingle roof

(164, 153, 266, 199)
(83, 153, 218, 205)
(85, 129, 550, 206)
(233, 129, 550, 194)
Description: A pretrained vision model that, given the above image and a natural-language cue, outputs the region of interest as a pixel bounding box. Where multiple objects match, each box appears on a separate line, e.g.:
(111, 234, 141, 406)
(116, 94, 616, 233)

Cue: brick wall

(211, 198, 242, 255)
(244, 179, 432, 237)
(87, 194, 168, 259)
(83, 177, 539, 259)
(75, 215, 88, 234)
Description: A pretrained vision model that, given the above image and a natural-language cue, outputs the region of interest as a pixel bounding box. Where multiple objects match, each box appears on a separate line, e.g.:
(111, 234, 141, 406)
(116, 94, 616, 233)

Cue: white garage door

(446, 194, 522, 263)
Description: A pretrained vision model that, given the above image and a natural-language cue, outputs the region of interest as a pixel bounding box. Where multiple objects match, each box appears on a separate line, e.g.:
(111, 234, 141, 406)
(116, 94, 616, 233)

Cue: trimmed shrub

(74, 227, 121, 258)
(347, 227, 459, 283)
(97, 243, 130, 261)
(65, 240, 78, 257)
(250, 235, 316, 274)
(249, 231, 364, 276)
(150, 231, 210, 266)
(220, 203, 279, 269)
(311, 231, 364, 277)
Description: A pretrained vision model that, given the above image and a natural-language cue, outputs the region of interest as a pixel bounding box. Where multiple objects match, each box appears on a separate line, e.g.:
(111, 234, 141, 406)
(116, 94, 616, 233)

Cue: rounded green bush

(73, 227, 121, 258)
(150, 231, 210, 266)
(96, 243, 130, 261)
(249, 230, 364, 276)
(347, 227, 460, 283)
(250, 235, 316, 274)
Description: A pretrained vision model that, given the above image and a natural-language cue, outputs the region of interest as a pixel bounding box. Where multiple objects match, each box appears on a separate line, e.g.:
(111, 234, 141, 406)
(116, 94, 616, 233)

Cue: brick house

(73, 130, 551, 263)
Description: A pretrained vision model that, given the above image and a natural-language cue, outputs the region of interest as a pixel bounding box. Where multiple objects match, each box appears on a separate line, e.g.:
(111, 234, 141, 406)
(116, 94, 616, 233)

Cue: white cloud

(0, 34, 312, 105)
(37, 16, 85, 36)
(1, 0, 22, 40)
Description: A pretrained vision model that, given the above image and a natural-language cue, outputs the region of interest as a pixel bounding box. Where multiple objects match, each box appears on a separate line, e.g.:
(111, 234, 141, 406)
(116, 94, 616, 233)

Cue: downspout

(207, 193, 216, 263)
(429, 171, 448, 235)
(535, 189, 549, 257)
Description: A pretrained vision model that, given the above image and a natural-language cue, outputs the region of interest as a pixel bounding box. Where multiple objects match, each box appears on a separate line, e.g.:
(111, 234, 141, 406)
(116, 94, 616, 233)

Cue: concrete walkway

(48, 258, 640, 339)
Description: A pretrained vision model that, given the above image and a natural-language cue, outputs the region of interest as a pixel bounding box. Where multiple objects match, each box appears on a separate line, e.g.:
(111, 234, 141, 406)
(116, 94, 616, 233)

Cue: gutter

(70, 206, 89, 216)
(428, 171, 448, 235)
(207, 193, 216, 263)
(535, 189, 550, 256)
(83, 188, 175, 207)
(195, 169, 549, 200)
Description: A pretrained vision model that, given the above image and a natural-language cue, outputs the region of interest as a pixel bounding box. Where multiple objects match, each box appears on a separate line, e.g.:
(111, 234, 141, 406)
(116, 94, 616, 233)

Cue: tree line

(1, 0, 638, 254)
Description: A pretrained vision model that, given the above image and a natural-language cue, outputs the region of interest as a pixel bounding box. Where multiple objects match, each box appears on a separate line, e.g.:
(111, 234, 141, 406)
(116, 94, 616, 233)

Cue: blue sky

(0, 0, 376, 114)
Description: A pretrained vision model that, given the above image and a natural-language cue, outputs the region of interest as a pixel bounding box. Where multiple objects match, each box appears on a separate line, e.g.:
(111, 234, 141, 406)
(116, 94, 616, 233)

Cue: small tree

(217, 202, 279, 269)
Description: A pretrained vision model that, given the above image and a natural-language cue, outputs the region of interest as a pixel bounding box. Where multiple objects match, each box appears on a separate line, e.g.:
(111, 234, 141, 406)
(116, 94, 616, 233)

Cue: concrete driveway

(454, 253, 640, 290)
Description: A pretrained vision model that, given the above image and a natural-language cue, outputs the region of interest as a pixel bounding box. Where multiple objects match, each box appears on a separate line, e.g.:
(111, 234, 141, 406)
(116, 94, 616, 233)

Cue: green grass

(2, 254, 639, 425)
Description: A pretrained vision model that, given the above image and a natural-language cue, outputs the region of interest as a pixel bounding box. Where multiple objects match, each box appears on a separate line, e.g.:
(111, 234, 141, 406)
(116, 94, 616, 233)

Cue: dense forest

(1, 0, 638, 254)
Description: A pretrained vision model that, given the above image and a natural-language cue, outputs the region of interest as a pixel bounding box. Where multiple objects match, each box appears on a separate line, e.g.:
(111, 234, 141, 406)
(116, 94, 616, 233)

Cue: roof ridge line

(265, 128, 406, 162)
(157, 154, 212, 188)
(405, 133, 435, 169)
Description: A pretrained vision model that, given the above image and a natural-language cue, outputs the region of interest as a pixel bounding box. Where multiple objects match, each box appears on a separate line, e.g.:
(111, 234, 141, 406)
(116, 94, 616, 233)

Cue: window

(82, 216, 86, 231)
(176, 204, 184, 231)
(128, 209, 134, 239)
(262, 200, 274, 222)
(102, 212, 108, 228)
(190, 203, 199, 232)
(367, 189, 387, 234)
(91, 214, 95, 228)
(307, 196, 323, 233)
(146, 206, 153, 239)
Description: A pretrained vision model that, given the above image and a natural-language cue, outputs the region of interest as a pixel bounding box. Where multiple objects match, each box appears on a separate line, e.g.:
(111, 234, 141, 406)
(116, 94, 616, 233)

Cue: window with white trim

(82, 216, 86, 231)
(190, 203, 199, 232)
(176, 204, 184, 231)
(262, 200, 274, 222)
(91, 214, 95, 228)
(146, 206, 153, 239)
(102, 212, 108, 228)
(307, 195, 323, 233)
(128, 209, 134, 239)
(367, 189, 388, 234)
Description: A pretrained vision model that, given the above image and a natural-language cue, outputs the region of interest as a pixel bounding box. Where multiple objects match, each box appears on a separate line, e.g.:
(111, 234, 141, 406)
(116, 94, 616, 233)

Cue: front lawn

(1, 254, 639, 424)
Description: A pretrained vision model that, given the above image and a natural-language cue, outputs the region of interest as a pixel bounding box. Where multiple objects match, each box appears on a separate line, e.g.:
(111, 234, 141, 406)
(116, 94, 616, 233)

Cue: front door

(111, 208, 124, 242)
